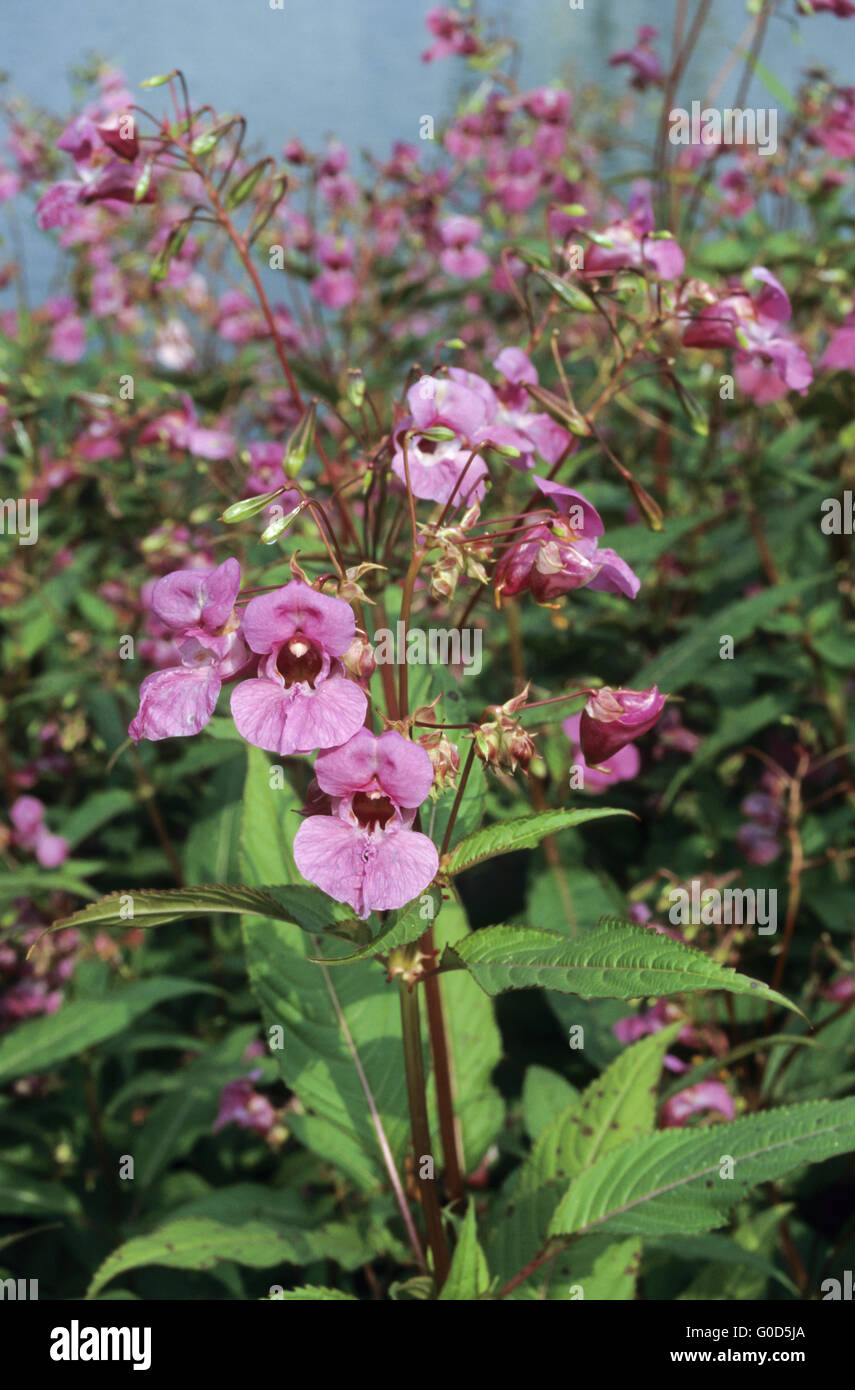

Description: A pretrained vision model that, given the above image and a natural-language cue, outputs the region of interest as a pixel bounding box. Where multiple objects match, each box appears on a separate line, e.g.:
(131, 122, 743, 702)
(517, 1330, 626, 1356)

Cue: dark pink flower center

(276, 635, 323, 688)
(352, 791, 396, 830)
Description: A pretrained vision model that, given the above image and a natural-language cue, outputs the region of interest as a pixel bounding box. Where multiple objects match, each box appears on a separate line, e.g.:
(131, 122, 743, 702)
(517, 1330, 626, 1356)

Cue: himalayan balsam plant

(2, 1, 855, 1302)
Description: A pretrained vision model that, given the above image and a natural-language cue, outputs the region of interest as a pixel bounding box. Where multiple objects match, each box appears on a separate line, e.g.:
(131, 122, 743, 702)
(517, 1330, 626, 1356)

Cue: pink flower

(684, 266, 813, 400)
(9, 796, 69, 868)
(138, 394, 235, 459)
(311, 268, 359, 309)
(48, 314, 86, 363)
(422, 7, 480, 62)
(294, 729, 438, 917)
(609, 26, 663, 89)
(563, 713, 641, 790)
(213, 1071, 277, 1137)
(438, 215, 489, 279)
(585, 187, 684, 280)
(130, 559, 249, 742)
(494, 476, 640, 602)
(0, 163, 22, 203)
(820, 314, 855, 371)
(230, 581, 367, 756)
(661, 1081, 735, 1128)
(578, 686, 667, 765)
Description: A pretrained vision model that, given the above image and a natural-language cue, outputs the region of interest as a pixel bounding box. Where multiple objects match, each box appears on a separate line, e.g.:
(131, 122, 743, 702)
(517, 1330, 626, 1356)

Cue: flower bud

(579, 686, 667, 764)
(418, 729, 461, 792)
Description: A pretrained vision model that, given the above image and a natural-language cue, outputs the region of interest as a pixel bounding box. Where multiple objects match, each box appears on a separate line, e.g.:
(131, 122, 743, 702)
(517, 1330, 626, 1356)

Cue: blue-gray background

(0, 0, 851, 296)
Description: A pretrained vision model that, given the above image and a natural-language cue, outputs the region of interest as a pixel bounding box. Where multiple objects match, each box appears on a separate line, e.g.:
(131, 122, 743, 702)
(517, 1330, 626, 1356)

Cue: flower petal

(241, 580, 356, 657)
(230, 674, 366, 755)
(129, 665, 222, 741)
(313, 728, 434, 805)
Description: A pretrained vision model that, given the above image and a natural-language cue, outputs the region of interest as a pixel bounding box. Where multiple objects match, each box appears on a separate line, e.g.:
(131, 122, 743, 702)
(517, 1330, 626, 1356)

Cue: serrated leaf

(87, 1185, 388, 1297)
(522, 1067, 579, 1141)
(490, 1028, 679, 1290)
(442, 919, 801, 1014)
(549, 1099, 855, 1240)
(444, 808, 631, 876)
(438, 1204, 490, 1300)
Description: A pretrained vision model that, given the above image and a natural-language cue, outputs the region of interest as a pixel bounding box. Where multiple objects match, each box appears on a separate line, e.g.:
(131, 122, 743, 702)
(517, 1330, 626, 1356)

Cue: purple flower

(294, 729, 438, 917)
(213, 1070, 277, 1137)
(230, 581, 367, 756)
(130, 559, 249, 742)
(579, 686, 667, 765)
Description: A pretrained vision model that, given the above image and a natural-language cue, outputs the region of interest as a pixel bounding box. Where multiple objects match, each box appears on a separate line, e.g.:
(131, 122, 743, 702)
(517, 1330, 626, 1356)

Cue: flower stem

(399, 979, 450, 1289)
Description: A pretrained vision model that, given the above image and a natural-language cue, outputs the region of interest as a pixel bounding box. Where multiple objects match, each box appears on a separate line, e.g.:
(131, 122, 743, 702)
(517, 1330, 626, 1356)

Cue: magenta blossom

(799, 0, 855, 15)
(584, 187, 684, 280)
(438, 215, 489, 280)
(422, 6, 480, 62)
(683, 266, 813, 401)
(578, 686, 667, 765)
(230, 581, 367, 756)
(138, 394, 236, 460)
(563, 713, 641, 791)
(213, 1070, 277, 1137)
(130, 559, 249, 742)
(661, 1081, 735, 1129)
(494, 476, 640, 603)
(821, 313, 855, 371)
(294, 729, 438, 917)
(9, 796, 69, 869)
(609, 26, 663, 89)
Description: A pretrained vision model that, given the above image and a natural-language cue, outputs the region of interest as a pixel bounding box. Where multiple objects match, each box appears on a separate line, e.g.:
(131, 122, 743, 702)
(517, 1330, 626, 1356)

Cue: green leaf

(660, 693, 789, 809)
(676, 1206, 795, 1300)
(635, 575, 830, 694)
(0, 979, 211, 1085)
(444, 808, 632, 876)
(270, 1286, 358, 1301)
(315, 888, 441, 964)
(490, 1027, 679, 1291)
(0, 1165, 82, 1219)
(438, 1205, 490, 1300)
(35, 878, 311, 934)
(442, 919, 801, 1013)
(87, 1185, 390, 1298)
(549, 1099, 855, 1240)
(522, 1066, 579, 1141)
